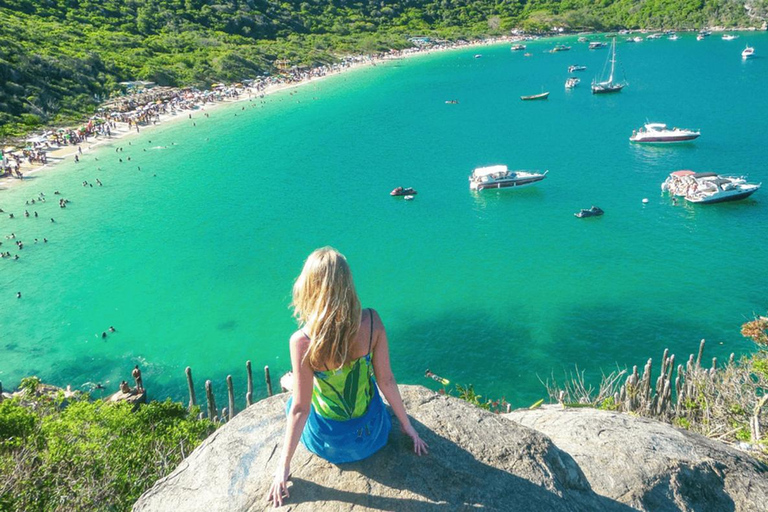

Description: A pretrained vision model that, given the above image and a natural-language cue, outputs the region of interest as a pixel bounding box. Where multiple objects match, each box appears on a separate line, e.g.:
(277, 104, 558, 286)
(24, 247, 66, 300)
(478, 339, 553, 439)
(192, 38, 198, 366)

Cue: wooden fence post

(246, 360, 254, 406)
(185, 367, 196, 411)
(265, 366, 273, 397)
(227, 375, 235, 421)
(205, 380, 217, 420)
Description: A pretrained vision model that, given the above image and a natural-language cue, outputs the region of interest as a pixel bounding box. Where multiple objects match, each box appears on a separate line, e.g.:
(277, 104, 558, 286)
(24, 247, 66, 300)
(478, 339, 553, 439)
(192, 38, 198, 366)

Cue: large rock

(133, 386, 629, 511)
(507, 405, 768, 511)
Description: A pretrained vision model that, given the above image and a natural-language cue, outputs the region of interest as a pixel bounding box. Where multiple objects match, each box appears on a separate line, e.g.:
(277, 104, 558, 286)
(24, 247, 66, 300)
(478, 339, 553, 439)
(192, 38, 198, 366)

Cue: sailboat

(591, 38, 628, 94)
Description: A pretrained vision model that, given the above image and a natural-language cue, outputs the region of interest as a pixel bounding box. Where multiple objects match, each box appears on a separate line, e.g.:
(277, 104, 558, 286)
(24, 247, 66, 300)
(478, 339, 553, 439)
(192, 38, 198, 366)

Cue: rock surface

(507, 405, 768, 512)
(134, 386, 768, 511)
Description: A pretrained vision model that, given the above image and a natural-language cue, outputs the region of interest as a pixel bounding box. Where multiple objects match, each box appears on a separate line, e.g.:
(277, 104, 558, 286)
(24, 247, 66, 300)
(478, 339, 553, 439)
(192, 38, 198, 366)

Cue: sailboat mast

(608, 38, 616, 83)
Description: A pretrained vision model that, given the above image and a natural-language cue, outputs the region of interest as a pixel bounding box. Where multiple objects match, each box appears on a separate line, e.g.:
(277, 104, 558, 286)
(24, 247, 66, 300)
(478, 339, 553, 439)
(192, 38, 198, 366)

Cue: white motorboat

(661, 171, 761, 204)
(565, 77, 580, 88)
(722, 34, 738, 41)
(568, 65, 587, 72)
(742, 46, 755, 59)
(697, 34, 705, 41)
(592, 38, 628, 94)
(630, 123, 700, 143)
(646, 33, 663, 40)
(589, 41, 607, 49)
(668, 34, 679, 41)
(511, 44, 526, 51)
(469, 165, 548, 191)
(685, 176, 761, 204)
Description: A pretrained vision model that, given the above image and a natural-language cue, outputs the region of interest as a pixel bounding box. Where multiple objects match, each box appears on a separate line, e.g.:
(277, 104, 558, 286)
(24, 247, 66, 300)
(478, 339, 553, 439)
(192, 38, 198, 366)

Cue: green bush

(0, 391, 216, 512)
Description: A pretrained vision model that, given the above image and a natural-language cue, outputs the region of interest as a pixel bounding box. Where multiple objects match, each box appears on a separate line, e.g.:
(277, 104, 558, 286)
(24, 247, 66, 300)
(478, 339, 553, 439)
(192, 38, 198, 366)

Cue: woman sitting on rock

(268, 247, 428, 507)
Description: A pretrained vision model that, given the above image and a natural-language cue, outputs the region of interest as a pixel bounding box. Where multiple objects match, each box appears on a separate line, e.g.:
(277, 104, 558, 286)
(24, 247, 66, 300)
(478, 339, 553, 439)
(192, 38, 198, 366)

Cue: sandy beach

(0, 36, 516, 192)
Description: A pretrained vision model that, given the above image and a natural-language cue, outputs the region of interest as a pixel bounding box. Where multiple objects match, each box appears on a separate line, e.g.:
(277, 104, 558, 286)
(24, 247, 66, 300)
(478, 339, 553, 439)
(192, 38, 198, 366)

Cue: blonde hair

(292, 247, 362, 371)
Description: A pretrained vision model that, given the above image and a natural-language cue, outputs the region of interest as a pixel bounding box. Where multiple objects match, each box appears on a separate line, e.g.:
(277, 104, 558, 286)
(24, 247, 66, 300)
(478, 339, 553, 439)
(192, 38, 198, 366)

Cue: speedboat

(565, 77, 580, 88)
(742, 46, 755, 59)
(578, 37, 589, 43)
(391, 186, 417, 196)
(574, 206, 604, 218)
(697, 34, 705, 41)
(568, 65, 587, 72)
(668, 34, 679, 41)
(685, 176, 761, 204)
(589, 41, 607, 49)
(722, 34, 738, 41)
(511, 44, 526, 51)
(552, 45, 571, 52)
(520, 92, 549, 101)
(661, 171, 761, 203)
(469, 165, 548, 191)
(646, 33, 663, 40)
(630, 123, 700, 143)
(474, 54, 482, 58)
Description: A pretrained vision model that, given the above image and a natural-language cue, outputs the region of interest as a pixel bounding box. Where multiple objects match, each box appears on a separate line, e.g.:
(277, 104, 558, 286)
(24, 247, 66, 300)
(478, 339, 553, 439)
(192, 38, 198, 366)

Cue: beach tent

(26, 135, 48, 144)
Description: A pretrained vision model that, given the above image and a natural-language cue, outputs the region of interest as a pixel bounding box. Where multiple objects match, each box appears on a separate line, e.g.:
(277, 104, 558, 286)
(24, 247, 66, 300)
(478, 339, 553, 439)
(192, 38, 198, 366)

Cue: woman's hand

(402, 424, 429, 456)
(266, 467, 290, 508)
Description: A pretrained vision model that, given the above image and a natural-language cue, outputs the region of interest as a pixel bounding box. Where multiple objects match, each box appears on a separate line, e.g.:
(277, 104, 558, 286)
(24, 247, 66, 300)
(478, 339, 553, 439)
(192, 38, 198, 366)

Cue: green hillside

(0, 0, 765, 138)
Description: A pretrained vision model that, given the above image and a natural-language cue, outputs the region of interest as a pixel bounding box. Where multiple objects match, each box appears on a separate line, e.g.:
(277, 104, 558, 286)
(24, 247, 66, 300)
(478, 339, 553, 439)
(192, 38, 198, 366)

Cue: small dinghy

(574, 206, 604, 218)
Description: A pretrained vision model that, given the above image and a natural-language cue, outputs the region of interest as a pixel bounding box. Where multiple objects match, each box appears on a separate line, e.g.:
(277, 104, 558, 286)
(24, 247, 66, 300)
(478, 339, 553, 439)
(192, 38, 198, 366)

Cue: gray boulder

(134, 386, 629, 511)
(507, 405, 768, 511)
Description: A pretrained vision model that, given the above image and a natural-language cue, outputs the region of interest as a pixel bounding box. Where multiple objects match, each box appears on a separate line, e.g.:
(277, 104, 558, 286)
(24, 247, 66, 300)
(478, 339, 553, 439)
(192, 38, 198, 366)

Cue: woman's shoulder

(289, 330, 311, 354)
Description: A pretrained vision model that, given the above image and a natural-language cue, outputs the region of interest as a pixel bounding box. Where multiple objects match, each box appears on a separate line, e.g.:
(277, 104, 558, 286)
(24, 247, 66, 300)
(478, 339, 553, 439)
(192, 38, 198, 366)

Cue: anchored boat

(469, 165, 548, 191)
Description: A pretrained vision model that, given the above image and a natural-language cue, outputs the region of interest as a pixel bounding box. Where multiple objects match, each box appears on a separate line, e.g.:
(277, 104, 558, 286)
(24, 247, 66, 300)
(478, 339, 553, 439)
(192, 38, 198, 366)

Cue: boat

(565, 77, 580, 88)
(568, 65, 587, 72)
(646, 33, 663, 40)
(592, 38, 628, 94)
(474, 54, 482, 58)
(700, 30, 712, 36)
(469, 165, 548, 191)
(521, 92, 549, 101)
(552, 44, 571, 52)
(629, 123, 700, 143)
(589, 41, 607, 49)
(686, 176, 761, 204)
(404, 195, 415, 201)
(574, 206, 604, 218)
(391, 186, 418, 196)
(668, 33, 679, 41)
(722, 34, 738, 41)
(626, 36, 643, 43)
(523, 53, 532, 57)
(445, 100, 459, 104)
(661, 171, 761, 203)
(742, 46, 755, 59)
(578, 37, 589, 43)
(697, 34, 705, 41)
(511, 44, 527, 51)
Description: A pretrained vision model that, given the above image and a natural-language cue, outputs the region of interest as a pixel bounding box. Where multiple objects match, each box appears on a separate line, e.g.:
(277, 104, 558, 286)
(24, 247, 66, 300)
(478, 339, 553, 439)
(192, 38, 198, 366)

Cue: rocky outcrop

(507, 405, 768, 511)
(133, 386, 768, 511)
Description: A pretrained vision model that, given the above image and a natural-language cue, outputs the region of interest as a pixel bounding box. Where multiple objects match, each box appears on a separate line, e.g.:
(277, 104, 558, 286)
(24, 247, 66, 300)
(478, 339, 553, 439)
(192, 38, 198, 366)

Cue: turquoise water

(2, 34, 767, 406)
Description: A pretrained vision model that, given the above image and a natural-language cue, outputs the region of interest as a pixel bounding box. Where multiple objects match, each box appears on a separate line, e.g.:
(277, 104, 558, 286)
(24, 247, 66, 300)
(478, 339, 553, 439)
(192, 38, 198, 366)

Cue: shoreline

(0, 36, 516, 192)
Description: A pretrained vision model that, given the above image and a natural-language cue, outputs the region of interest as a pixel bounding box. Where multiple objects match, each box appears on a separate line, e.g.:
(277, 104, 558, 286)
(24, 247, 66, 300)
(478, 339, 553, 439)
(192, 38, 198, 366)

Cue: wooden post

(246, 360, 254, 406)
(227, 375, 235, 421)
(265, 366, 273, 397)
(185, 367, 196, 411)
(205, 380, 217, 421)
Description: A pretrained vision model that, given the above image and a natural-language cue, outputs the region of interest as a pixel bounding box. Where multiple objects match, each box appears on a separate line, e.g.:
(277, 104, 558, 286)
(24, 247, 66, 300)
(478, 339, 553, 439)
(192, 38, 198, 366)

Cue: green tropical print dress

(312, 353, 375, 420)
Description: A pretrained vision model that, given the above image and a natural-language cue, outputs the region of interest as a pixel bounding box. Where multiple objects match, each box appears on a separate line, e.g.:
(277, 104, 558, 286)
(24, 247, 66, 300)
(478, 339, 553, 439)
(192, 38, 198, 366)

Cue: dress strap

(368, 308, 374, 354)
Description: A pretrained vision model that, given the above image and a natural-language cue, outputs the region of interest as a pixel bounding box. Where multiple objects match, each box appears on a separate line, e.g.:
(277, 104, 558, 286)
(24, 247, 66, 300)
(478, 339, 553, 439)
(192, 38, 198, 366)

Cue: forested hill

(1, 0, 766, 138)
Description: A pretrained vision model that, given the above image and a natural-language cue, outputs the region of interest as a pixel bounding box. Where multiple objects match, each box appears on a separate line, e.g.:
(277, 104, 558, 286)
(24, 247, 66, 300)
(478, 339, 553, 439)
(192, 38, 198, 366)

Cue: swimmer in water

(102, 332, 107, 339)
(17, 292, 21, 298)
(109, 326, 116, 332)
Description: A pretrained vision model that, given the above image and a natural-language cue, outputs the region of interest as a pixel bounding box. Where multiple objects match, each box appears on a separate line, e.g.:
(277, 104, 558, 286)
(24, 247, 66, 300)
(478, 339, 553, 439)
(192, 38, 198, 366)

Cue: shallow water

(1, 33, 767, 406)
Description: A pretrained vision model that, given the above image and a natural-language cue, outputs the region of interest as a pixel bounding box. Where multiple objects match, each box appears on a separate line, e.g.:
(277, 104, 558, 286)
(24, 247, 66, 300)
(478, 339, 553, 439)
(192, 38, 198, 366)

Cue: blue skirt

(286, 386, 391, 464)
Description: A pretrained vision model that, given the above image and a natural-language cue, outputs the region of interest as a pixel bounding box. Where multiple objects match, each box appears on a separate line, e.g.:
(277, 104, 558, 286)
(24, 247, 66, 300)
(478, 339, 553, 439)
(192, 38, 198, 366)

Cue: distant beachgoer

(9, 213, 14, 219)
(102, 332, 107, 339)
(16, 292, 21, 298)
(74, 155, 79, 163)
(119, 381, 131, 393)
(109, 326, 116, 332)
(132, 365, 144, 392)
(51, 218, 55, 222)
(267, 247, 427, 507)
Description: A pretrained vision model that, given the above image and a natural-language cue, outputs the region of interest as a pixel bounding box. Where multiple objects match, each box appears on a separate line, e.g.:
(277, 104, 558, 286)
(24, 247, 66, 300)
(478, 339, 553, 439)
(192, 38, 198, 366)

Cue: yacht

(646, 33, 663, 40)
(685, 176, 761, 204)
(661, 171, 761, 203)
(511, 44, 526, 51)
(568, 65, 587, 72)
(551, 44, 571, 52)
(589, 41, 607, 49)
(469, 165, 548, 191)
(565, 77, 580, 88)
(668, 33, 679, 41)
(697, 34, 705, 41)
(722, 34, 738, 41)
(742, 46, 755, 59)
(630, 123, 700, 143)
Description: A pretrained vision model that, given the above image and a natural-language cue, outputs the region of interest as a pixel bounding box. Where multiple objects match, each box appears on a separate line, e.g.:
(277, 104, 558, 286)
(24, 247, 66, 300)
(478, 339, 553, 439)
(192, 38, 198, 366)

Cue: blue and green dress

(289, 309, 391, 463)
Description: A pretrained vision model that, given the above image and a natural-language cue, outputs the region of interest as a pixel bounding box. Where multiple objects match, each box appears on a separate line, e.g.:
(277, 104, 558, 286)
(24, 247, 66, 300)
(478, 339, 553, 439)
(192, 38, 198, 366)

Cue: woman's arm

(370, 310, 428, 456)
(267, 332, 314, 507)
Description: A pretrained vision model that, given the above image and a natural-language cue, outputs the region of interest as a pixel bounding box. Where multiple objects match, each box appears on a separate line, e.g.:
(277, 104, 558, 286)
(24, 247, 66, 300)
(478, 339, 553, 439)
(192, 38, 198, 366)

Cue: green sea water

(2, 33, 767, 406)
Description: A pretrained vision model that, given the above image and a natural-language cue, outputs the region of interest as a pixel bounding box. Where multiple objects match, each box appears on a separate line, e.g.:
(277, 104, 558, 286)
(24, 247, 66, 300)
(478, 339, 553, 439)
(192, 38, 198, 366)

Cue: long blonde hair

(292, 247, 362, 371)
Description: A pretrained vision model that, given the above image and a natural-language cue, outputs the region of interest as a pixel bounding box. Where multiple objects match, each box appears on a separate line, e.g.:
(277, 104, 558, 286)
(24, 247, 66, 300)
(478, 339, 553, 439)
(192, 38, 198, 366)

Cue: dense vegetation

(0, 0, 766, 139)
(0, 378, 215, 511)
